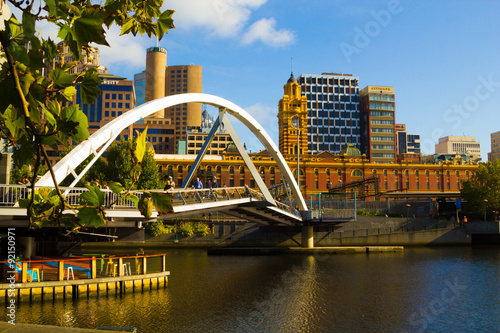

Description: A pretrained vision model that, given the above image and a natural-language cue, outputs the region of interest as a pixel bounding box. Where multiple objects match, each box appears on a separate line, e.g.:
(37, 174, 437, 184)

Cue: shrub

(178, 222, 194, 237)
(192, 222, 211, 236)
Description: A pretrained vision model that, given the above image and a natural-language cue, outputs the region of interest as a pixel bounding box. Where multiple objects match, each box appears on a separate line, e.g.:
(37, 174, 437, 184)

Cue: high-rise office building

(297, 73, 360, 155)
(360, 86, 396, 164)
(489, 131, 500, 162)
(134, 70, 146, 106)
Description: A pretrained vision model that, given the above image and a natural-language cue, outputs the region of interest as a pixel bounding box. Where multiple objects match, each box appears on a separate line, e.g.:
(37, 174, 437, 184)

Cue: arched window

(314, 168, 319, 176)
(326, 169, 330, 177)
(383, 169, 388, 177)
(352, 169, 363, 177)
(337, 169, 342, 177)
(216, 166, 221, 174)
(405, 170, 409, 177)
(426, 170, 429, 177)
(395, 170, 398, 177)
(177, 166, 183, 174)
(229, 166, 234, 174)
(415, 170, 419, 177)
(455, 171, 459, 177)
(240, 166, 245, 174)
(466, 171, 470, 178)
(373, 170, 377, 177)
(270, 167, 275, 175)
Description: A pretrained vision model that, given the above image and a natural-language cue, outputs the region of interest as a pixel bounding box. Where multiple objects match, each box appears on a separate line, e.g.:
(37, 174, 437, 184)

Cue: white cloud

(165, 0, 295, 47)
(98, 26, 147, 68)
(242, 17, 296, 47)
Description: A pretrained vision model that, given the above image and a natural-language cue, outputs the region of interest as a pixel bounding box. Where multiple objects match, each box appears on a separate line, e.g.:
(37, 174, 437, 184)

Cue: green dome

(340, 143, 361, 156)
(225, 142, 238, 153)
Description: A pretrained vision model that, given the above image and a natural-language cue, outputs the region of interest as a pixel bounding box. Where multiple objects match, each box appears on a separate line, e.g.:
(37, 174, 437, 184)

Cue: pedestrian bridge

(0, 184, 303, 226)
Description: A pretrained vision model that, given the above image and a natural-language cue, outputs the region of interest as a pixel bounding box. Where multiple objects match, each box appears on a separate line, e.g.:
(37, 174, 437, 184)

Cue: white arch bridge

(32, 93, 308, 226)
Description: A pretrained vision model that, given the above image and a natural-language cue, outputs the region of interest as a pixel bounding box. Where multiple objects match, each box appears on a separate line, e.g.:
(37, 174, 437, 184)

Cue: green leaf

(50, 68, 76, 87)
(156, 9, 175, 41)
(78, 207, 105, 227)
(62, 86, 77, 101)
(108, 181, 124, 195)
(22, 11, 36, 39)
(9, 42, 30, 66)
(59, 105, 89, 142)
(13, 140, 37, 167)
(73, 7, 109, 46)
(151, 192, 173, 214)
(138, 193, 154, 220)
(120, 19, 135, 36)
(124, 193, 139, 207)
(7, 17, 24, 44)
(134, 126, 148, 163)
(81, 184, 104, 206)
(79, 68, 101, 104)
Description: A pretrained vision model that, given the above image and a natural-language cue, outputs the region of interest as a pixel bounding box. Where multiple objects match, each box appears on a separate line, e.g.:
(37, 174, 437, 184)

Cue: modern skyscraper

(360, 86, 396, 164)
(297, 73, 360, 155)
(278, 73, 308, 156)
(145, 46, 167, 118)
(133, 70, 146, 106)
(165, 64, 202, 145)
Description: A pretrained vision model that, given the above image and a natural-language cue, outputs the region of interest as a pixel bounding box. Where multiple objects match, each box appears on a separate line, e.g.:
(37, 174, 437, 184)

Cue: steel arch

(36, 93, 307, 211)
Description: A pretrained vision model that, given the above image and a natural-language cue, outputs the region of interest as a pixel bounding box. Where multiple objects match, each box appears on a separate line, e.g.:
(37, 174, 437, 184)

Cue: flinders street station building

(156, 74, 479, 201)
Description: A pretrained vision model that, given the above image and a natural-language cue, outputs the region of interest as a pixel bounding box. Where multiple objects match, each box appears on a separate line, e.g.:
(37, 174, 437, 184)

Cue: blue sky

(39, 0, 500, 160)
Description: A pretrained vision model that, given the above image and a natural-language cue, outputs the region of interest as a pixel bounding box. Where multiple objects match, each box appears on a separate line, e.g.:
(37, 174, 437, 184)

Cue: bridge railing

(0, 184, 298, 215)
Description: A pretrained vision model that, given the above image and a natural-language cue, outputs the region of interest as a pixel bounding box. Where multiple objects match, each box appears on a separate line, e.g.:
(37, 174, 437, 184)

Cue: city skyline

(36, 0, 500, 161)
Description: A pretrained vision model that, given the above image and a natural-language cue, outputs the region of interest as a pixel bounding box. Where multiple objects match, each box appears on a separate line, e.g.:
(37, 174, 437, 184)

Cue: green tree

(460, 160, 500, 219)
(137, 149, 163, 190)
(105, 138, 162, 190)
(0, 0, 175, 229)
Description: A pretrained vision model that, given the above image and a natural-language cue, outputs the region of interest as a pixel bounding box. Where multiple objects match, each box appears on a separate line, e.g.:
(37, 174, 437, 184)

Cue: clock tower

(278, 73, 308, 156)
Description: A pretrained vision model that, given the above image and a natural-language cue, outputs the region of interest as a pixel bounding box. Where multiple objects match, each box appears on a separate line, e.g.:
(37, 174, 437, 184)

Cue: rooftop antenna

(291, 57, 293, 75)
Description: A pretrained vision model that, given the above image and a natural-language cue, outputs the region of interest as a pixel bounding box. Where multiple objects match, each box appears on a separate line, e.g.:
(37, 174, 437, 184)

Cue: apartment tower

(360, 86, 397, 163)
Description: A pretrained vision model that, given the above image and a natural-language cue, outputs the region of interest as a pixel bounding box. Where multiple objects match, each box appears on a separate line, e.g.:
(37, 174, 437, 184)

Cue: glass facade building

(297, 73, 360, 154)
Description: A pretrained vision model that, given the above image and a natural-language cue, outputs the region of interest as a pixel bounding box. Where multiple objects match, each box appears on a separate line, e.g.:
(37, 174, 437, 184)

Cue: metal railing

(0, 184, 298, 216)
(332, 220, 456, 238)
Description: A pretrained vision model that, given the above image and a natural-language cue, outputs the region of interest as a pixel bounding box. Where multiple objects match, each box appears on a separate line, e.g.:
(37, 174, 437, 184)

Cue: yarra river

(2, 246, 499, 332)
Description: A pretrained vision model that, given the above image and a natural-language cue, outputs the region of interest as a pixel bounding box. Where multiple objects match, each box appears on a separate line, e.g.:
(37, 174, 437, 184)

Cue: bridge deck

(0, 185, 303, 226)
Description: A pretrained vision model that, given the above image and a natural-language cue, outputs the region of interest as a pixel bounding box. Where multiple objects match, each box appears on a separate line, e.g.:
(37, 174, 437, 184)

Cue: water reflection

(1, 247, 499, 332)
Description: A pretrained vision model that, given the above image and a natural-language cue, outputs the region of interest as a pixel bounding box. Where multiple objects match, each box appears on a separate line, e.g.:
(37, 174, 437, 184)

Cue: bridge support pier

(301, 225, 314, 249)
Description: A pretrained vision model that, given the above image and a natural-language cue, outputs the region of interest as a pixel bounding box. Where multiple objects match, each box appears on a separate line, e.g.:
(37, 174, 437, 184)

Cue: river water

(2, 246, 499, 332)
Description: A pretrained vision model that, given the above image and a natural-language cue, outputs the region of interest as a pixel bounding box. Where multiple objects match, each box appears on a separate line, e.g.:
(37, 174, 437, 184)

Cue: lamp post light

(406, 204, 411, 231)
(483, 199, 488, 222)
